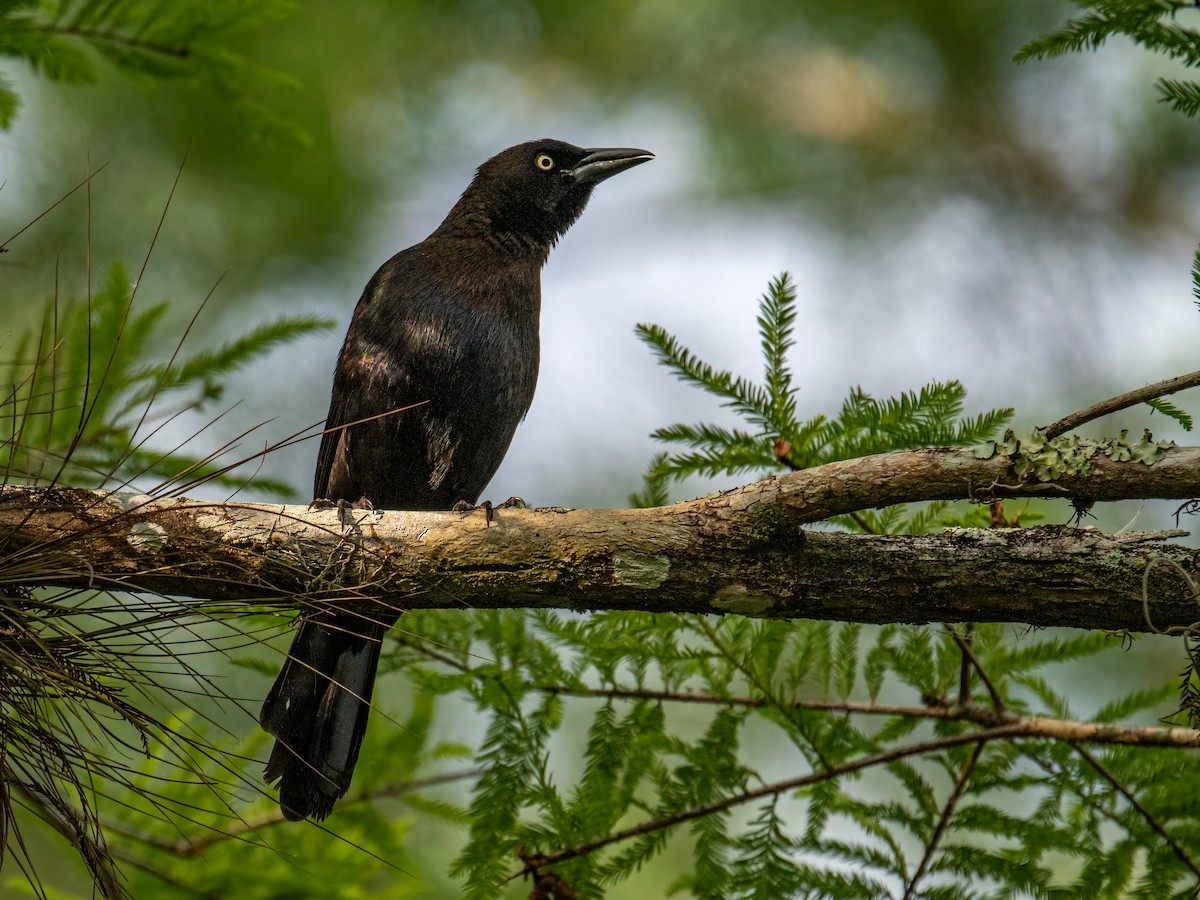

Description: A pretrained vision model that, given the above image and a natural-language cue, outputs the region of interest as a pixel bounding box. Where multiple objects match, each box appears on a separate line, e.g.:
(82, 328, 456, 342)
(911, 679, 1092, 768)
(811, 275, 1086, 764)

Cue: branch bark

(2, 444, 1198, 632)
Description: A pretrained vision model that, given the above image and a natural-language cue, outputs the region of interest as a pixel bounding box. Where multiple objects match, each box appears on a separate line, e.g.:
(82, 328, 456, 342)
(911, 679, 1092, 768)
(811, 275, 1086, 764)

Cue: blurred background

(3, 1, 1200, 895)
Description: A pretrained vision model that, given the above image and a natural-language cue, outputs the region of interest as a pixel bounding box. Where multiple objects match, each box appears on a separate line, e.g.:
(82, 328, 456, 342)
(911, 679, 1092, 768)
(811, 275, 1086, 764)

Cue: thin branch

(535, 685, 1200, 747)
(946, 625, 1004, 711)
(518, 724, 1025, 874)
(956, 623, 974, 705)
(0, 165, 109, 250)
(693, 615, 830, 766)
(903, 742, 985, 900)
(1043, 369, 1200, 439)
(392, 632, 473, 672)
(1073, 744, 1200, 884)
(43, 25, 190, 59)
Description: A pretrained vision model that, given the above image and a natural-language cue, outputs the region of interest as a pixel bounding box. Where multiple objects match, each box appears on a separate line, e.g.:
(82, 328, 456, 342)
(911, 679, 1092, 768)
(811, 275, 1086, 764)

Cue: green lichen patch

(975, 428, 1173, 482)
(612, 552, 670, 589)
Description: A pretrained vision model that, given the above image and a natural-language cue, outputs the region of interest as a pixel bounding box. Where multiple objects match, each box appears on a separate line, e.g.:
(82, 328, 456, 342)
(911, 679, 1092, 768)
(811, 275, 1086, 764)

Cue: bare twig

(0, 165, 109, 250)
(947, 625, 1004, 711)
(903, 742, 985, 900)
(1073, 744, 1200, 883)
(534, 685, 1200, 747)
(518, 724, 1025, 875)
(1043, 370, 1200, 439)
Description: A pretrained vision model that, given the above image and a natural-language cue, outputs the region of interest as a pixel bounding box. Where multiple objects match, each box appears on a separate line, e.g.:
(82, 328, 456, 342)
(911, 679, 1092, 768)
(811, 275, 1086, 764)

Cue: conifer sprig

(0, 0, 305, 143)
(632, 273, 1013, 526)
(1015, 1, 1200, 120)
(3, 261, 330, 497)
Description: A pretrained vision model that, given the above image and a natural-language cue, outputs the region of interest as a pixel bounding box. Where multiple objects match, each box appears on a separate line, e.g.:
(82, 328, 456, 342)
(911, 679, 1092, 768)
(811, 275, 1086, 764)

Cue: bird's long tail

(260, 609, 392, 821)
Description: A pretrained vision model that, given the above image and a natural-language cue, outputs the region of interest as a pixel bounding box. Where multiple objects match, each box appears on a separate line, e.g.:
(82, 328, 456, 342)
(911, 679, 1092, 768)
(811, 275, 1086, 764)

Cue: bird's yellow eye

(535, 153, 555, 171)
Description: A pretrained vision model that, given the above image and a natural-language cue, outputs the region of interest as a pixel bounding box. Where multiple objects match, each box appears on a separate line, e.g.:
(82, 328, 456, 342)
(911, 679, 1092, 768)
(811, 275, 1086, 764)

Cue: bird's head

(437, 139, 653, 255)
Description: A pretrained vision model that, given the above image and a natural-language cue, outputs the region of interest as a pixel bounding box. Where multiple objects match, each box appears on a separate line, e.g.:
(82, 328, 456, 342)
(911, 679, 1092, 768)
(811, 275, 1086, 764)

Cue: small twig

(693, 616, 830, 767)
(1043, 369, 1200, 439)
(946, 625, 1004, 711)
(846, 511, 878, 534)
(0, 165, 109, 250)
(1073, 744, 1200, 883)
(518, 724, 1024, 874)
(535, 685, 1200, 747)
(956, 624, 974, 705)
(391, 632, 474, 672)
(43, 25, 190, 58)
(902, 742, 985, 900)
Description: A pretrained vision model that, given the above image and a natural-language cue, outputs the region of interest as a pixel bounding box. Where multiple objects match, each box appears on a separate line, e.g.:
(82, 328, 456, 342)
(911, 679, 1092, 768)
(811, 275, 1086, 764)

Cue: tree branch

(2, 443, 1199, 631)
(1043, 370, 1200, 439)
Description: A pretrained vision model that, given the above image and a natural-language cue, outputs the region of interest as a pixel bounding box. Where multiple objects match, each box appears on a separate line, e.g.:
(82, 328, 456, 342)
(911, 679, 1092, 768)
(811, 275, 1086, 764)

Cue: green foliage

(390, 609, 1200, 898)
(631, 273, 1012, 523)
(74, 705, 440, 898)
(1147, 396, 1194, 431)
(0, 0, 306, 142)
(2, 260, 331, 496)
(1015, 0, 1200, 120)
(1193, 245, 1200, 309)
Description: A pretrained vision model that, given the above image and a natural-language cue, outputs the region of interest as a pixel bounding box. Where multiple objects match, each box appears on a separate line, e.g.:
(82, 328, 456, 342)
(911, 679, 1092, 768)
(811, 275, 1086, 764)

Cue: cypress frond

(1158, 76, 1200, 117)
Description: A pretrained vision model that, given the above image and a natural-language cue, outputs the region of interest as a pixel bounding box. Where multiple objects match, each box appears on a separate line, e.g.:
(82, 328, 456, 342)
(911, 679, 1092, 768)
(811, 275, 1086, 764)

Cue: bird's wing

(313, 375, 359, 502)
(312, 343, 429, 504)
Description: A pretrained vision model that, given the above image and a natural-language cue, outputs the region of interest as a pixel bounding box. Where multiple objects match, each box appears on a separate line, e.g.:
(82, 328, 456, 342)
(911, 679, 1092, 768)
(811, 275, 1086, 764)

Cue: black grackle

(260, 140, 653, 820)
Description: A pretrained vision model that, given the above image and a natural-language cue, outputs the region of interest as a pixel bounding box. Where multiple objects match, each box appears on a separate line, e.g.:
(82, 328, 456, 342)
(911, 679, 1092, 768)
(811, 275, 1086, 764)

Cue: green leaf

(1146, 396, 1193, 431)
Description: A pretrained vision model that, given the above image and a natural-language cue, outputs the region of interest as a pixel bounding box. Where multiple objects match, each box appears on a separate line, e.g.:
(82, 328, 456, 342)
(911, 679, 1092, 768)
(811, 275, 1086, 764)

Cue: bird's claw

(452, 496, 527, 526)
(310, 496, 379, 528)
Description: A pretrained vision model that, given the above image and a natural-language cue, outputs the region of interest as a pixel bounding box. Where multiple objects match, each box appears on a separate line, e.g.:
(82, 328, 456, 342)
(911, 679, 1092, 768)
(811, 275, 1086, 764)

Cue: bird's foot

(452, 496, 526, 526)
(311, 496, 378, 528)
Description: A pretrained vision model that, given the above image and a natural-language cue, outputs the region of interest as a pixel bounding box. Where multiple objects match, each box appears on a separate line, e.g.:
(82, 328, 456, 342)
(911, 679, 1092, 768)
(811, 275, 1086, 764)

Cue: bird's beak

(568, 147, 654, 184)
